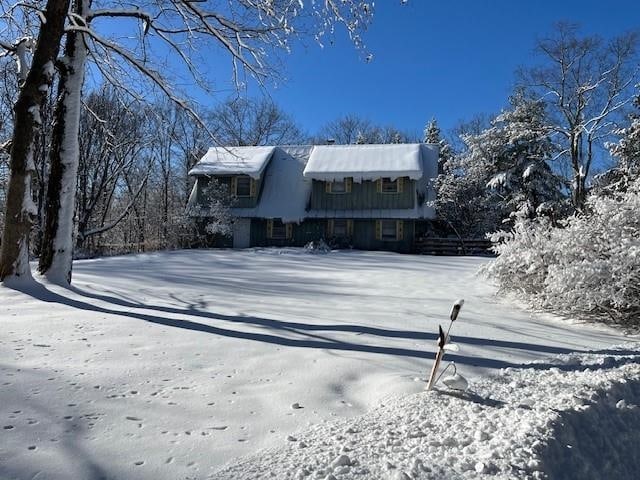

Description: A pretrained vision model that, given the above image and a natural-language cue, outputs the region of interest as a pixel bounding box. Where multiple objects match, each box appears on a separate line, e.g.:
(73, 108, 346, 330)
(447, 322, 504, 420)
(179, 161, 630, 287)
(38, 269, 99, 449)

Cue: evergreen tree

(435, 92, 564, 237)
(598, 91, 640, 195)
(423, 118, 453, 174)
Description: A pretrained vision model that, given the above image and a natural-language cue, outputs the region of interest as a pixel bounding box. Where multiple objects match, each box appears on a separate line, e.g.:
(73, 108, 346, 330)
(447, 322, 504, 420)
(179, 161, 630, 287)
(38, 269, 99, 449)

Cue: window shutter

(231, 177, 238, 196)
(347, 220, 354, 236)
(397, 177, 404, 193)
(325, 181, 331, 193)
(396, 220, 404, 241)
(327, 219, 334, 236)
(267, 219, 273, 239)
(346, 177, 353, 193)
(250, 178, 257, 197)
(286, 223, 293, 239)
(375, 220, 382, 240)
(376, 178, 382, 193)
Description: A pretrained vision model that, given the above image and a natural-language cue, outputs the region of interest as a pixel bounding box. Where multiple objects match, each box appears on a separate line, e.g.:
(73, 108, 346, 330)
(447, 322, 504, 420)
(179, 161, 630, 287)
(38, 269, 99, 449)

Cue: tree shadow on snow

(0, 364, 111, 480)
(10, 282, 633, 371)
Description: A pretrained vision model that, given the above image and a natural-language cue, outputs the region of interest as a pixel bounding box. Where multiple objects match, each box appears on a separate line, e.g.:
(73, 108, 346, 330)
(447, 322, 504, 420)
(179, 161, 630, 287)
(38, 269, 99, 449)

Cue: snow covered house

(187, 143, 439, 252)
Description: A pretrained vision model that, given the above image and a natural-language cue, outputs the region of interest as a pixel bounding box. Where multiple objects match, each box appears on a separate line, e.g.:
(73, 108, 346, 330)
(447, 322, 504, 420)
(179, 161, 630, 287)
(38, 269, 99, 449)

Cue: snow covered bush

(304, 239, 332, 254)
(186, 179, 234, 238)
(485, 177, 640, 327)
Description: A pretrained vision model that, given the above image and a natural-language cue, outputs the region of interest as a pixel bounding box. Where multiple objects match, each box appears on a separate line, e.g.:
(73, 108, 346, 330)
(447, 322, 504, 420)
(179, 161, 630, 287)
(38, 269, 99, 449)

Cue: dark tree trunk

(38, 0, 90, 284)
(0, 0, 71, 282)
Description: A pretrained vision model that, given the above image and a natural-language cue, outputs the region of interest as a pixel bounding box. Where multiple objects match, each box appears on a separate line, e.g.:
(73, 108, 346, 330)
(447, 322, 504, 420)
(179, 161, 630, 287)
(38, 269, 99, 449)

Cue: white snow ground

(0, 249, 637, 480)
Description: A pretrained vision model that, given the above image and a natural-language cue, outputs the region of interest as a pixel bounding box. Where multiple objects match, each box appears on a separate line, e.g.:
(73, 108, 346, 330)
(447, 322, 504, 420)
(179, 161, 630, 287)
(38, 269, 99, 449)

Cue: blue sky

(211, 0, 639, 138)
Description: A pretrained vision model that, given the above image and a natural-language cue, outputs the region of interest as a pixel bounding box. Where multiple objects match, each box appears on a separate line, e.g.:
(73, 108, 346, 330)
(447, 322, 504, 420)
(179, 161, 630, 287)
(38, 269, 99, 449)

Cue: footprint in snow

(291, 403, 303, 409)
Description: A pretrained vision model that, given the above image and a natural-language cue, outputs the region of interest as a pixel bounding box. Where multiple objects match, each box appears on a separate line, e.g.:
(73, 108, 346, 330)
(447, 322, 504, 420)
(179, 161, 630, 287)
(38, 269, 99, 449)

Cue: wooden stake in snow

(426, 299, 464, 390)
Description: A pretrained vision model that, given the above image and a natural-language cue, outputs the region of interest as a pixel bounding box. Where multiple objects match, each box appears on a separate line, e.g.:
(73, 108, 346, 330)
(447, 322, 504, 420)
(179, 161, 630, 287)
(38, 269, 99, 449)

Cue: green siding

(351, 219, 413, 252)
(309, 178, 415, 210)
(250, 219, 325, 247)
(196, 175, 263, 209)
(249, 218, 413, 252)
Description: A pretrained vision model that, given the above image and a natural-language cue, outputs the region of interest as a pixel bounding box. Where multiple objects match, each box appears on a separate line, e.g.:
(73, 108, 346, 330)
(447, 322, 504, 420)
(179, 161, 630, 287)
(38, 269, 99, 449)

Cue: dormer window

(326, 178, 352, 194)
(377, 177, 404, 194)
(235, 176, 252, 196)
(331, 180, 346, 193)
(232, 176, 256, 197)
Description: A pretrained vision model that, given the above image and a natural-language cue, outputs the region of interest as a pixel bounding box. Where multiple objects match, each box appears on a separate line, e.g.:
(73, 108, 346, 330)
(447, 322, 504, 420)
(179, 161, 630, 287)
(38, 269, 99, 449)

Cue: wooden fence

(412, 237, 494, 256)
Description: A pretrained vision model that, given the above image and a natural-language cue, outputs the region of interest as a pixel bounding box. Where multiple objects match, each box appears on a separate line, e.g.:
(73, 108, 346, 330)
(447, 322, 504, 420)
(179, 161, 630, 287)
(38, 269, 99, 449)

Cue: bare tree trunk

(0, 0, 70, 283)
(38, 0, 90, 285)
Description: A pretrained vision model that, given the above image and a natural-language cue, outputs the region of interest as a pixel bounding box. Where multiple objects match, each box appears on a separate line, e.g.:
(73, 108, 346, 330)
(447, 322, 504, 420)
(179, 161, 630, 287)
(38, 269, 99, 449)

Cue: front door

(232, 218, 251, 249)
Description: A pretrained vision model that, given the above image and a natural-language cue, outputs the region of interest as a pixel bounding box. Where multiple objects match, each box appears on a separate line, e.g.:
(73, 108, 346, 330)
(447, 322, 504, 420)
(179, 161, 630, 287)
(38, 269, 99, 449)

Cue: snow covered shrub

(485, 178, 640, 327)
(304, 239, 331, 254)
(186, 179, 234, 238)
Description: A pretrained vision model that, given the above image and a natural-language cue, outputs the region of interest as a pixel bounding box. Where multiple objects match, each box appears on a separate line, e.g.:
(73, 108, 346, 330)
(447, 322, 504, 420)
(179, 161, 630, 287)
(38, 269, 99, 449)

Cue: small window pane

(381, 220, 397, 241)
(333, 219, 348, 237)
(381, 178, 398, 193)
(271, 219, 287, 239)
(330, 180, 346, 193)
(236, 177, 251, 196)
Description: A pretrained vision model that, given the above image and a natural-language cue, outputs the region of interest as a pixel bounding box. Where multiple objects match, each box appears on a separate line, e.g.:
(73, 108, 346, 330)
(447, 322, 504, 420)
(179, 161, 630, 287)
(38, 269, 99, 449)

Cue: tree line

(0, 0, 375, 285)
(0, 8, 638, 306)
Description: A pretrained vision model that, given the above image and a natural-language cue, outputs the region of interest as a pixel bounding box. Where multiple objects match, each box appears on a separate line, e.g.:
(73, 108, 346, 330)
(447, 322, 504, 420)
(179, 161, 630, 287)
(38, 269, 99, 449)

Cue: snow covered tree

(0, 0, 377, 284)
(0, 0, 71, 282)
(596, 91, 640, 195)
(186, 178, 234, 240)
(483, 91, 564, 221)
(435, 92, 564, 237)
(518, 23, 639, 210)
(423, 118, 453, 174)
(38, 0, 90, 284)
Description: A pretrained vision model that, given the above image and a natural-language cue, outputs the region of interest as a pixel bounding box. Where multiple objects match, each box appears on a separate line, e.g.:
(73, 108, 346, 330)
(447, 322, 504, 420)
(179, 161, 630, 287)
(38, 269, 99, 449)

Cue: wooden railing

(412, 237, 494, 256)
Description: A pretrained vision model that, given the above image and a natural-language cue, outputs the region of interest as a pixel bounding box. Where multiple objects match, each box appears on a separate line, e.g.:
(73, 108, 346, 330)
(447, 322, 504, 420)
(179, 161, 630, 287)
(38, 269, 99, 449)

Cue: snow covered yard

(0, 248, 636, 480)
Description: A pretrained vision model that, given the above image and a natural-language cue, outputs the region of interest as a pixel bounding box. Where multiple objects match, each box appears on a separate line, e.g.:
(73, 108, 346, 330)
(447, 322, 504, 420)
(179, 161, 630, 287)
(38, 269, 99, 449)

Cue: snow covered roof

(231, 146, 313, 223)
(303, 144, 423, 182)
(189, 143, 439, 222)
(188, 146, 275, 179)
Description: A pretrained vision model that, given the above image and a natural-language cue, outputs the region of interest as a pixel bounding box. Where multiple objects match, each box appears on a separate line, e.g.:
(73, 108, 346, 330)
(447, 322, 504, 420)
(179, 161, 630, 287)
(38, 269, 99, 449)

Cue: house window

(381, 178, 399, 193)
(377, 177, 404, 194)
(376, 220, 404, 241)
(381, 220, 397, 240)
(328, 219, 353, 237)
(331, 180, 346, 193)
(333, 219, 348, 237)
(235, 176, 251, 197)
(267, 219, 292, 239)
(326, 178, 352, 194)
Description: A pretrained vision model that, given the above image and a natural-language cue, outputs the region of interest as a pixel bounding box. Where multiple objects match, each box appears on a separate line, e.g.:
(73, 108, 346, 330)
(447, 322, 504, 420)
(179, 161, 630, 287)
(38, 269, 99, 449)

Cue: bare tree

(519, 23, 639, 209)
(212, 97, 305, 146)
(315, 113, 415, 144)
(74, 87, 150, 253)
(0, 0, 376, 284)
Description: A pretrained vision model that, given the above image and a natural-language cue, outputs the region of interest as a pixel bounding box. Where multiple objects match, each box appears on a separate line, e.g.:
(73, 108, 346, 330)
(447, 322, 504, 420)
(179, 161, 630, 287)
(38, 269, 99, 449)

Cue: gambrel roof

(188, 143, 439, 223)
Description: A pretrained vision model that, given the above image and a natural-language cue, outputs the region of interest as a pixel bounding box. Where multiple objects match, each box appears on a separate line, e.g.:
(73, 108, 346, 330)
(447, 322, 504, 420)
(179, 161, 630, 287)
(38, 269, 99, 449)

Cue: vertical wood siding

(309, 178, 415, 210)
